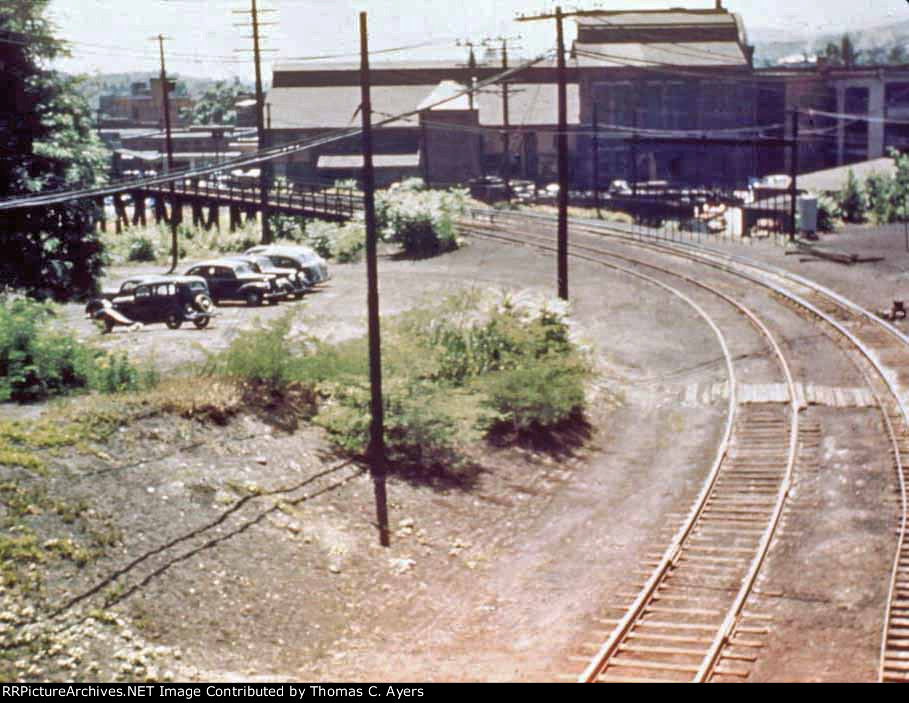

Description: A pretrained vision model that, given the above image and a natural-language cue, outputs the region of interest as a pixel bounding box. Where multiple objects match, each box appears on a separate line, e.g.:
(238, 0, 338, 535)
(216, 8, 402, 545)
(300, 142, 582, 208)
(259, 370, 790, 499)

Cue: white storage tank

(798, 195, 818, 235)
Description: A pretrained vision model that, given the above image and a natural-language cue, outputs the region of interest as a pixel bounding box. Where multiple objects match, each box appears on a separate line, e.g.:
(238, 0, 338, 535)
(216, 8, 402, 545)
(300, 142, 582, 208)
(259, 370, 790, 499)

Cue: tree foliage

(0, 0, 109, 300)
(181, 78, 247, 126)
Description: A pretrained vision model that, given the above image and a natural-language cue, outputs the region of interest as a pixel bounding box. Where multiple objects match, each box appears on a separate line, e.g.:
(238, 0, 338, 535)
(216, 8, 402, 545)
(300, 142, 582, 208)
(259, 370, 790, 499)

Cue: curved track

(457, 210, 909, 682)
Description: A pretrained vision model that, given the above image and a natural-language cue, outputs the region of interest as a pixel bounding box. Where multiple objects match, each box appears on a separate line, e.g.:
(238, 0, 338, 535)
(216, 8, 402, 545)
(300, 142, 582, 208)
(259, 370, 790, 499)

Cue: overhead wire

(0, 50, 553, 211)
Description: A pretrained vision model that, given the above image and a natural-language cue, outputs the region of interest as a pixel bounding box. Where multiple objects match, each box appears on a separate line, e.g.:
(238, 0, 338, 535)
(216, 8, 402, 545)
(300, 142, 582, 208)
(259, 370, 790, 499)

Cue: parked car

(100, 275, 160, 300)
(85, 276, 215, 332)
(244, 245, 329, 285)
(221, 254, 308, 299)
(184, 259, 285, 306)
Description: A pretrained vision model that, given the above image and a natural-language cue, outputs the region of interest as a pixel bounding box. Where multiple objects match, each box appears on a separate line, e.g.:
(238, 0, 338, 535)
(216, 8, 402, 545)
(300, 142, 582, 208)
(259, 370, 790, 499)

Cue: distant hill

(69, 72, 261, 109)
(753, 19, 909, 66)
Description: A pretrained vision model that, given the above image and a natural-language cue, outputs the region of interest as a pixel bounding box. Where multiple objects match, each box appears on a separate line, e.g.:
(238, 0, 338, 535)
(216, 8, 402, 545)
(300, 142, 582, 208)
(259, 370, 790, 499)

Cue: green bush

(202, 290, 591, 467)
(201, 312, 305, 390)
(302, 220, 364, 262)
(315, 380, 459, 463)
(0, 299, 92, 402)
(90, 351, 140, 394)
(376, 186, 469, 256)
(428, 303, 573, 385)
(837, 170, 866, 223)
(268, 213, 306, 243)
(865, 171, 895, 224)
(127, 236, 156, 262)
(482, 357, 587, 432)
(0, 298, 147, 402)
(816, 195, 839, 232)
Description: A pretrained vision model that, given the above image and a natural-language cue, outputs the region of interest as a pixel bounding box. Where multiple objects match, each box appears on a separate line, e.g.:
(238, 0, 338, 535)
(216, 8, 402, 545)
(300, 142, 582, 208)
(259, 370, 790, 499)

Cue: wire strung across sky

(0, 51, 554, 212)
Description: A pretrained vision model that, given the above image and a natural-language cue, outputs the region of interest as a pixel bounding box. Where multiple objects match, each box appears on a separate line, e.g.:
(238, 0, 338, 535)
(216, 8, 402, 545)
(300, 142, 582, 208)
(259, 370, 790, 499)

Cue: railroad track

(457, 210, 909, 682)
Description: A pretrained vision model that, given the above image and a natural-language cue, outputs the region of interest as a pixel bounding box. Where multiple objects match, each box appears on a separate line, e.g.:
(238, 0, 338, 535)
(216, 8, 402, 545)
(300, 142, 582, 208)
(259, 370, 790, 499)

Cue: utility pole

(789, 109, 799, 242)
(501, 38, 511, 202)
(518, 6, 570, 300)
(234, 0, 276, 243)
(152, 34, 178, 273)
(486, 36, 521, 203)
(456, 39, 479, 110)
(359, 11, 390, 548)
(593, 101, 601, 218)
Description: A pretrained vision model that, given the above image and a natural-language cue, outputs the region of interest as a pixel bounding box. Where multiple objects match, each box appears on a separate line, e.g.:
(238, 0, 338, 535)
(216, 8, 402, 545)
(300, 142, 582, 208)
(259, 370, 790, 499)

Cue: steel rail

(471, 208, 909, 682)
(460, 220, 798, 682)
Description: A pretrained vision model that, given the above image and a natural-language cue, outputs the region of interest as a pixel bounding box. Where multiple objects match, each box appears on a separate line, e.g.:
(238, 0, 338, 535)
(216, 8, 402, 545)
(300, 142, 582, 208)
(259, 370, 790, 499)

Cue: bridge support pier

(154, 196, 166, 225)
(95, 197, 106, 233)
(113, 193, 129, 234)
(245, 206, 257, 227)
(173, 198, 183, 227)
(206, 202, 219, 231)
(191, 199, 204, 228)
(131, 191, 147, 228)
(229, 205, 241, 232)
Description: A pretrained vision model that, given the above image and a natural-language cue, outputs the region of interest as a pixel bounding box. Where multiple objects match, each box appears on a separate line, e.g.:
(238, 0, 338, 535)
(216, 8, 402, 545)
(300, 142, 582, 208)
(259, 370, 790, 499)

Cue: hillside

(753, 19, 909, 66)
(70, 71, 260, 109)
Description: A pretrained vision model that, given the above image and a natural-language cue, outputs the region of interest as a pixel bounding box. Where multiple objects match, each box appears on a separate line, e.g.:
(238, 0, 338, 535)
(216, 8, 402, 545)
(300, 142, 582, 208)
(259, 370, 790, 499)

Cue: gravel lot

(5, 223, 904, 682)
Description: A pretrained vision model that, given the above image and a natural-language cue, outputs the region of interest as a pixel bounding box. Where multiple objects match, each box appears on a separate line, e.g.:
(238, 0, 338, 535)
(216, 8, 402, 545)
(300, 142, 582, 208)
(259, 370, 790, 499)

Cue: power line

(0, 51, 553, 211)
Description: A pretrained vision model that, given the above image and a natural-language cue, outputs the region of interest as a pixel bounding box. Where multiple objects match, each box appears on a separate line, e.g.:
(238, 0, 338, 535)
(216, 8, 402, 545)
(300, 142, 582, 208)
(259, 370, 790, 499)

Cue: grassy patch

(200, 289, 592, 473)
(0, 298, 153, 403)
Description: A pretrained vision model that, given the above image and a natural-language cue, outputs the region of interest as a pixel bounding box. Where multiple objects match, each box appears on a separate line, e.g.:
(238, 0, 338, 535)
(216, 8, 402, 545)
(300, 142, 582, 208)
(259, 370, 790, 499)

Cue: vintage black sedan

(221, 254, 308, 299)
(184, 259, 284, 306)
(86, 276, 215, 332)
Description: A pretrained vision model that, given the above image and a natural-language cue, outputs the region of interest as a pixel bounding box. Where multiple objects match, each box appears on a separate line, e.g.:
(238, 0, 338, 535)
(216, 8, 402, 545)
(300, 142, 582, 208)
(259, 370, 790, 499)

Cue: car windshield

(234, 263, 253, 274)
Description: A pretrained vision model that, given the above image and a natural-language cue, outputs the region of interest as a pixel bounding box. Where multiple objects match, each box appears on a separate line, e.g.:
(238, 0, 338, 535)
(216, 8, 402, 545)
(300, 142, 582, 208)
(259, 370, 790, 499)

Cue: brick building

(99, 78, 192, 129)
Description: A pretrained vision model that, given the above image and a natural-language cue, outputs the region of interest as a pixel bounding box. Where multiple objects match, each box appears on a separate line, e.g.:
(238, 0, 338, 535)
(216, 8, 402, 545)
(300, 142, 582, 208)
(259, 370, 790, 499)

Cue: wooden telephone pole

(483, 35, 521, 203)
(359, 11, 390, 548)
(152, 34, 178, 273)
(517, 6, 569, 300)
(234, 0, 276, 243)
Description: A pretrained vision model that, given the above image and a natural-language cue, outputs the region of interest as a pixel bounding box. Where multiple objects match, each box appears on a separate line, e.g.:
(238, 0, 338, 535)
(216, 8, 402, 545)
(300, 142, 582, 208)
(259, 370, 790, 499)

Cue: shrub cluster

(376, 179, 470, 256)
(831, 149, 909, 226)
(203, 291, 590, 468)
(0, 298, 148, 402)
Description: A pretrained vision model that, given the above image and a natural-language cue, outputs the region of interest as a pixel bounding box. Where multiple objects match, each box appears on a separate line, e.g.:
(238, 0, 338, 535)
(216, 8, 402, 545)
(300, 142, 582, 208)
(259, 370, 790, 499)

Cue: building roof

(268, 80, 580, 131)
(575, 41, 748, 68)
(475, 83, 580, 126)
(576, 10, 738, 27)
(268, 84, 438, 129)
(798, 157, 896, 193)
(317, 153, 420, 170)
(418, 81, 472, 111)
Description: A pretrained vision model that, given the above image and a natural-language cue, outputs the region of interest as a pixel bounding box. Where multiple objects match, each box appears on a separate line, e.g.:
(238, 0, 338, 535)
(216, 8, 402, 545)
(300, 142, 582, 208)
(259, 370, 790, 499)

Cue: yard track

(457, 210, 909, 682)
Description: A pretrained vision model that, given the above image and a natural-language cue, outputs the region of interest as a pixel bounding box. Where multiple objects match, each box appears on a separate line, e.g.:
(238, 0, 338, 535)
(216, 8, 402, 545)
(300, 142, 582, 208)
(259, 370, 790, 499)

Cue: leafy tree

(181, 78, 246, 126)
(822, 34, 860, 68)
(836, 170, 865, 223)
(0, 0, 109, 300)
(890, 45, 909, 65)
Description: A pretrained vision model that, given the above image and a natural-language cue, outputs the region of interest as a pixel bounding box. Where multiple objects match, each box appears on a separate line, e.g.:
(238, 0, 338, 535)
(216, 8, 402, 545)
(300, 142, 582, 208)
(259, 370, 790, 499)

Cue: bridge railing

(145, 177, 360, 219)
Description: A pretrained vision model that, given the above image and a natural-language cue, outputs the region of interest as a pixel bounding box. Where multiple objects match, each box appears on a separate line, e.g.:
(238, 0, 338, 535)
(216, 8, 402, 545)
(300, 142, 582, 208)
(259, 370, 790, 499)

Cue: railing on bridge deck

(145, 177, 361, 220)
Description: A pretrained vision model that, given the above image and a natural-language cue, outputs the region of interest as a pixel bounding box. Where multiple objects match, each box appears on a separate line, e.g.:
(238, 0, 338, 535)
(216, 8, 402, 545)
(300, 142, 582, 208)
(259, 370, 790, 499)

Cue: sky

(46, 0, 909, 81)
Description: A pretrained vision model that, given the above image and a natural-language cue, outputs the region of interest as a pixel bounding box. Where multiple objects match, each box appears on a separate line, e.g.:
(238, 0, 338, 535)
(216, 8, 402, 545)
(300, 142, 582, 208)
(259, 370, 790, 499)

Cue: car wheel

(193, 316, 210, 329)
(195, 294, 214, 312)
(166, 313, 183, 330)
(246, 290, 263, 307)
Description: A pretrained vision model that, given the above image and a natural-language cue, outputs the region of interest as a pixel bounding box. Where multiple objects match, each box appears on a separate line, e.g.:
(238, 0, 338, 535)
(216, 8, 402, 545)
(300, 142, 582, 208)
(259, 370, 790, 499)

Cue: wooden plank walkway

(682, 382, 876, 408)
